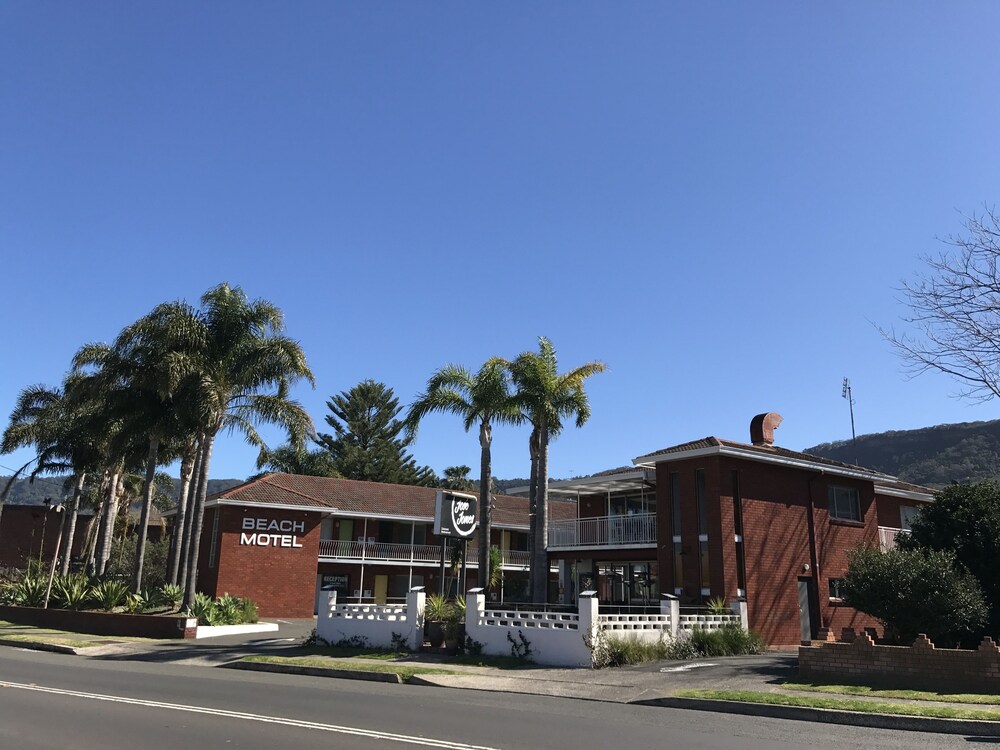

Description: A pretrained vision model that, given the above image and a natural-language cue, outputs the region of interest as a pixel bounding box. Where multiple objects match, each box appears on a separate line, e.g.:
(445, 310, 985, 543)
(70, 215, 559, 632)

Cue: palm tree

(181, 283, 315, 610)
(74, 300, 204, 592)
(407, 360, 522, 584)
(252, 442, 340, 479)
(507, 337, 605, 603)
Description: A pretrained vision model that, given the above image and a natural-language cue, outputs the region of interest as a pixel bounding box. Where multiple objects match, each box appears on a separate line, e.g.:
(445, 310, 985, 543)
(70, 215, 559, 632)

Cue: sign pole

(439, 538, 447, 597)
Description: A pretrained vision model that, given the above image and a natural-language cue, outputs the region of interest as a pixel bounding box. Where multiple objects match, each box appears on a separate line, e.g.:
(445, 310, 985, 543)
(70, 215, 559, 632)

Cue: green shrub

(189, 593, 218, 626)
(843, 546, 987, 646)
(187, 593, 260, 626)
(160, 583, 183, 609)
(593, 633, 673, 667)
(105, 537, 170, 589)
(688, 625, 766, 657)
(51, 573, 90, 610)
(11, 573, 48, 607)
(425, 594, 453, 623)
(705, 596, 730, 615)
(91, 580, 130, 611)
(237, 596, 258, 624)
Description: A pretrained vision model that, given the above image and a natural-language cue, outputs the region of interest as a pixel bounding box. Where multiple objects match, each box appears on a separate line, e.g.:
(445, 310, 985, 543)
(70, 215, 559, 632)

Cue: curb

(634, 696, 1000, 737)
(225, 660, 403, 684)
(0, 638, 83, 655)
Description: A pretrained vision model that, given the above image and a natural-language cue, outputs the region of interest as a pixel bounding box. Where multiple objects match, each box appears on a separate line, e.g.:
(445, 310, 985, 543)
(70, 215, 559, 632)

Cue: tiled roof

(210, 473, 575, 526)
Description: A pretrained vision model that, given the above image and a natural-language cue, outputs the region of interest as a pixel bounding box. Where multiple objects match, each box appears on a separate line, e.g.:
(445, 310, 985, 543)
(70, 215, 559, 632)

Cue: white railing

(547, 512, 657, 549)
(481, 608, 580, 630)
(878, 526, 908, 551)
(677, 613, 741, 632)
(317, 539, 531, 568)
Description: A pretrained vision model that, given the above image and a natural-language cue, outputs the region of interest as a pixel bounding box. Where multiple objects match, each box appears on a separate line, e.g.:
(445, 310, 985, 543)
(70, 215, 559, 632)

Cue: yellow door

(501, 530, 511, 550)
(374, 575, 388, 605)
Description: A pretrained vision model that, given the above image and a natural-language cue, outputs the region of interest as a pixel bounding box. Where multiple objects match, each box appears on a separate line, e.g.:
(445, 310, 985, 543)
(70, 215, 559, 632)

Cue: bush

(160, 583, 183, 609)
(688, 624, 766, 657)
(11, 573, 48, 607)
(843, 546, 987, 646)
(187, 593, 260, 626)
(51, 573, 90, 610)
(104, 537, 169, 590)
(91, 579, 130, 611)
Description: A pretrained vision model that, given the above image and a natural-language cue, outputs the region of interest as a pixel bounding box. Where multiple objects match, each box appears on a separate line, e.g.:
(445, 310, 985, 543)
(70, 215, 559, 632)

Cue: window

(828, 485, 861, 522)
(695, 469, 708, 534)
(670, 472, 681, 536)
(829, 578, 846, 601)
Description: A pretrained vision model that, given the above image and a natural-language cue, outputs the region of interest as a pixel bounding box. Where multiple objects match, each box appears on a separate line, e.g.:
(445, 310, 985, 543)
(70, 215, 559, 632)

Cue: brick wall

(800, 630, 1000, 693)
(0, 506, 94, 568)
(0, 605, 196, 639)
(199, 506, 322, 617)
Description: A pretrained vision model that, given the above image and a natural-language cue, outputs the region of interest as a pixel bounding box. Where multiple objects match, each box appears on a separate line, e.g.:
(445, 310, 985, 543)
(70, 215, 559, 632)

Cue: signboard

(321, 573, 350, 596)
(433, 490, 477, 538)
(240, 517, 305, 548)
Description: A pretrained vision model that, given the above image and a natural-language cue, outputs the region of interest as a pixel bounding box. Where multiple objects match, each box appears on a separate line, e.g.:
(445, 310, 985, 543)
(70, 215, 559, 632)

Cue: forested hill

(0, 476, 244, 506)
(805, 420, 1000, 488)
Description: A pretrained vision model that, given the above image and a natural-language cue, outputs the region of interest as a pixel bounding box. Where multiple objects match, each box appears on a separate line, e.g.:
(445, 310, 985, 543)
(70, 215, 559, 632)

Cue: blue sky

(2, 3, 999, 485)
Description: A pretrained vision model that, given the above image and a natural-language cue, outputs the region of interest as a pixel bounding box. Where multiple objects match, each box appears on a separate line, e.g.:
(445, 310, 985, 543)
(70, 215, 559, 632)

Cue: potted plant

(424, 594, 452, 649)
(444, 596, 466, 654)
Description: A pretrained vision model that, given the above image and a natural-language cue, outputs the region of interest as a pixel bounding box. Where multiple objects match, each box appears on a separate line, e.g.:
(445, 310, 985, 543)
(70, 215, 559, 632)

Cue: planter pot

(425, 621, 445, 648)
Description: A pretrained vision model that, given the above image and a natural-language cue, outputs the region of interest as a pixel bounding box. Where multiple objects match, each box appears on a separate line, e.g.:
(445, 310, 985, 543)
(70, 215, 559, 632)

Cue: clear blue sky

(2, 3, 999, 485)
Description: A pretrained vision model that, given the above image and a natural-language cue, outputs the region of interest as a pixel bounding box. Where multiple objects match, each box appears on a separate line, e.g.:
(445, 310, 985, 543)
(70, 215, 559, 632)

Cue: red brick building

(187, 474, 574, 617)
(546, 413, 934, 646)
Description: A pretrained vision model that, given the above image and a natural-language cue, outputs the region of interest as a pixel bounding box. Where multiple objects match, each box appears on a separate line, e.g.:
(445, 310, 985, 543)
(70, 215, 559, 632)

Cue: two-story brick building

(545, 413, 934, 646)
(187, 473, 574, 617)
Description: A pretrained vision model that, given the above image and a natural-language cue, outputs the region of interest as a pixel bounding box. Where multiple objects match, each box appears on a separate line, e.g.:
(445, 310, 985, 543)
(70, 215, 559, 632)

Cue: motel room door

(374, 575, 388, 605)
(797, 577, 818, 643)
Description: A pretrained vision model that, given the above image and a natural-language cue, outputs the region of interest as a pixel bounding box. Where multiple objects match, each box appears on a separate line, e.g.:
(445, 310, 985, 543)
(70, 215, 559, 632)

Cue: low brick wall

(799, 629, 1000, 692)
(0, 605, 197, 639)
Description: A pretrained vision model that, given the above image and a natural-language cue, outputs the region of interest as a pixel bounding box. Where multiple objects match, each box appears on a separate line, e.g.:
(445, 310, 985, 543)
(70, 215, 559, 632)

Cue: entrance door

(374, 575, 388, 605)
(797, 577, 816, 644)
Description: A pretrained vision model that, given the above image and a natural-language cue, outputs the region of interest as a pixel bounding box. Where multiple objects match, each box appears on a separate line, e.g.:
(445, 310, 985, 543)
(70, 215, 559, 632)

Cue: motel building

(184, 413, 934, 647)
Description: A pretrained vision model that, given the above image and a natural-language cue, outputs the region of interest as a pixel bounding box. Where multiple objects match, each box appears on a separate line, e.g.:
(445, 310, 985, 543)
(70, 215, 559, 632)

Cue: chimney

(750, 412, 783, 446)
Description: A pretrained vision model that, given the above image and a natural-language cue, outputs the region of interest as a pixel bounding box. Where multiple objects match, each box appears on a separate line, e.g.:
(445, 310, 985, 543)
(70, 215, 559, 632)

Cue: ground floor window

(595, 561, 658, 606)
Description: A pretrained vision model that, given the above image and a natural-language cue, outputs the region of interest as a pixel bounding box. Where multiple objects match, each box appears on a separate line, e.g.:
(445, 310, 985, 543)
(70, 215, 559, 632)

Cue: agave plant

(12, 573, 48, 607)
(51, 573, 91, 610)
(215, 593, 242, 625)
(188, 592, 218, 626)
(159, 583, 183, 610)
(91, 579, 129, 611)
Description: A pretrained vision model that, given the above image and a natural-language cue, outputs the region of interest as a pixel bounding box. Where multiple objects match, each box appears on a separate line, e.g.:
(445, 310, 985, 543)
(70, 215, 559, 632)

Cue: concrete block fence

(317, 590, 747, 667)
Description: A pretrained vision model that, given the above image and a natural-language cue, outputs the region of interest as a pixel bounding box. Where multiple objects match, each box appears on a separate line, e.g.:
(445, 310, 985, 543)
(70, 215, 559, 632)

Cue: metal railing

(547, 512, 657, 549)
(878, 526, 908, 551)
(317, 539, 530, 568)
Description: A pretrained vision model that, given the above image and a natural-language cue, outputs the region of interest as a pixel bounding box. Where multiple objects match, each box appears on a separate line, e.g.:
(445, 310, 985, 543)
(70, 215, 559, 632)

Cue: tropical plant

(90, 579, 130, 611)
(506, 337, 605, 602)
(50, 573, 90, 610)
(320, 380, 435, 486)
(160, 583, 183, 609)
(486, 545, 503, 593)
(424, 593, 453, 623)
(10, 572, 48, 607)
(688, 625, 767, 657)
(440, 465, 476, 491)
(407, 360, 523, 581)
(189, 592, 219, 625)
(705, 596, 730, 615)
(181, 283, 316, 610)
(252, 443, 340, 479)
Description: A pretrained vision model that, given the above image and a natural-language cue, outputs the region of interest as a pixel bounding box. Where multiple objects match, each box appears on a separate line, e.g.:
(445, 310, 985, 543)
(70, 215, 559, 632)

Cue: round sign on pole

(434, 490, 478, 538)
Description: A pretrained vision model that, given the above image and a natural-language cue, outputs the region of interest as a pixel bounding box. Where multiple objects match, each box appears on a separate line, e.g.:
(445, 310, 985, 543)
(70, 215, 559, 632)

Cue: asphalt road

(0, 647, 982, 749)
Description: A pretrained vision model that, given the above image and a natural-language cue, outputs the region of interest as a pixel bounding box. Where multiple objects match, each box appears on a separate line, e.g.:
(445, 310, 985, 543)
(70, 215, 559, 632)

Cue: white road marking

(660, 662, 718, 673)
(0, 680, 501, 749)
(247, 638, 297, 644)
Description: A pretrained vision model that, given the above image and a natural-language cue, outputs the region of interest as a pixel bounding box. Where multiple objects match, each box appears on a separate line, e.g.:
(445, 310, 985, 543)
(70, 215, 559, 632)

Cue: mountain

(0, 476, 244, 506)
(805, 420, 1000, 488)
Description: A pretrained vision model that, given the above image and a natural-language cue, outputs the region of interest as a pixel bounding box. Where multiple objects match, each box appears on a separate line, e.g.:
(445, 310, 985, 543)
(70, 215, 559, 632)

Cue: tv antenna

(841, 377, 858, 465)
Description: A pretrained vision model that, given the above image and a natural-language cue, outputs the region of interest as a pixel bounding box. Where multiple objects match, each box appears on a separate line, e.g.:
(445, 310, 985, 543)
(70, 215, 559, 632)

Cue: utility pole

(842, 377, 858, 466)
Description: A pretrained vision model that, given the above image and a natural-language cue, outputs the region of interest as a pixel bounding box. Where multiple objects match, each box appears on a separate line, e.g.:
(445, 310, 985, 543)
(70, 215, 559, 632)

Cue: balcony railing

(878, 526, 909, 551)
(548, 512, 657, 550)
(317, 539, 530, 568)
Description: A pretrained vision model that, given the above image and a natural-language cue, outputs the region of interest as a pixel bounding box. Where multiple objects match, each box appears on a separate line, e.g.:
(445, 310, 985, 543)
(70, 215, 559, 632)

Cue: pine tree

(318, 380, 436, 486)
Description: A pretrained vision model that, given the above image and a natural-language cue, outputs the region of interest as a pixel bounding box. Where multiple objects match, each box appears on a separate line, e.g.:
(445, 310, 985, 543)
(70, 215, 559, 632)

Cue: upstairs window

(828, 485, 861, 522)
(829, 578, 846, 601)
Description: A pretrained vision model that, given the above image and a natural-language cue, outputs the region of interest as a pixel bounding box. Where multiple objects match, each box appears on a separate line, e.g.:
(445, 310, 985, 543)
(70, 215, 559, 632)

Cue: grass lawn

(0, 633, 102, 649)
(783, 682, 1000, 706)
(0, 620, 153, 644)
(241, 655, 458, 683)
(676, 689, 1000, 721)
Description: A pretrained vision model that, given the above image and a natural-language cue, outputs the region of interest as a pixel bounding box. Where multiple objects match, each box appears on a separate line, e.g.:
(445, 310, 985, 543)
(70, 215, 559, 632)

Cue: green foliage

(252, 443, 340, 480)
(843, 546, 987, 646)
(105, 537, 170, 589)
(440, 466, 476, 491)
(705, 596, 730, 615)
(91, 579, 130, 611)
(10, 573, 48, 607)
(187, 592, 260, 626)
(189, 593, 218, 625)
(317, 380, 436, 486)
(898, 480, 1000, 634)
(159, 583, 183, 609)
(687, 625, 767, 657)
(424, 594, 453, 623)
(486, 545, 503, 592)
(51, 573, 90, 610)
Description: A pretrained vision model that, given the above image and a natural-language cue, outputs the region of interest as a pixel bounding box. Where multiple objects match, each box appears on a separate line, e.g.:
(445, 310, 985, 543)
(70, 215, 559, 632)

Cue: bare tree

(882, 208, 1000, 401)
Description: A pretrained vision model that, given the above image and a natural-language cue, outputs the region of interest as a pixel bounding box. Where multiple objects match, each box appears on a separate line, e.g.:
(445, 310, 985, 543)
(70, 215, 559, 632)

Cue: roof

(633, 437, 935, 500)
(201, 473, 576, 527)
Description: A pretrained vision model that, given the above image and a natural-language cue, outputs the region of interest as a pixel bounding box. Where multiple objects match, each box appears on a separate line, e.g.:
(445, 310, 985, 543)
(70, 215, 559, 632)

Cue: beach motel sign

(240, 517, 305, 548)
(434, 490, 478, 538)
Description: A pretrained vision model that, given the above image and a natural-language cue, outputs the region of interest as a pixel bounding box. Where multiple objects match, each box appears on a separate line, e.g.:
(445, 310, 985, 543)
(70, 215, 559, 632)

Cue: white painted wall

(317, 590, 424, 651)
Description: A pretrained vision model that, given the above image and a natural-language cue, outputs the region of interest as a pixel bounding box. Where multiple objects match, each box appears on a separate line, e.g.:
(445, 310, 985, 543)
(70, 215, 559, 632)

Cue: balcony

(318, 539, 530, 569)
(548, 512, 657, 551)
(878, 526, 909, 551)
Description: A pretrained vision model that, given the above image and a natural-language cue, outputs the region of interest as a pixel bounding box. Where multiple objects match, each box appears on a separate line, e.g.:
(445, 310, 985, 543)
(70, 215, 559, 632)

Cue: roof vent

(750, 412, 782, 446)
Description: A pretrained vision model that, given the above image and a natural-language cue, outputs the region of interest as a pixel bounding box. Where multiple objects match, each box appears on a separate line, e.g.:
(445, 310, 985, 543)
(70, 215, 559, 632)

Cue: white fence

(316, 590, 748, 667)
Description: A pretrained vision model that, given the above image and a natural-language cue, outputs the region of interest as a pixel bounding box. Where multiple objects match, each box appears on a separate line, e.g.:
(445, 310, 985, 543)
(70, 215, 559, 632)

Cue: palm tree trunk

(85, 470, 110, 573)
(167, 443, 196, 586)
(527, 427, 539, 601)
(178, 437, 203, 591)
(183, 431, 216, 610)
(132, 435, 160, 592)
(59, 472, 87, 576)
(96, 470, 120, 576)
(477, 419, 492, 586)
(531, 424, 549, 603)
